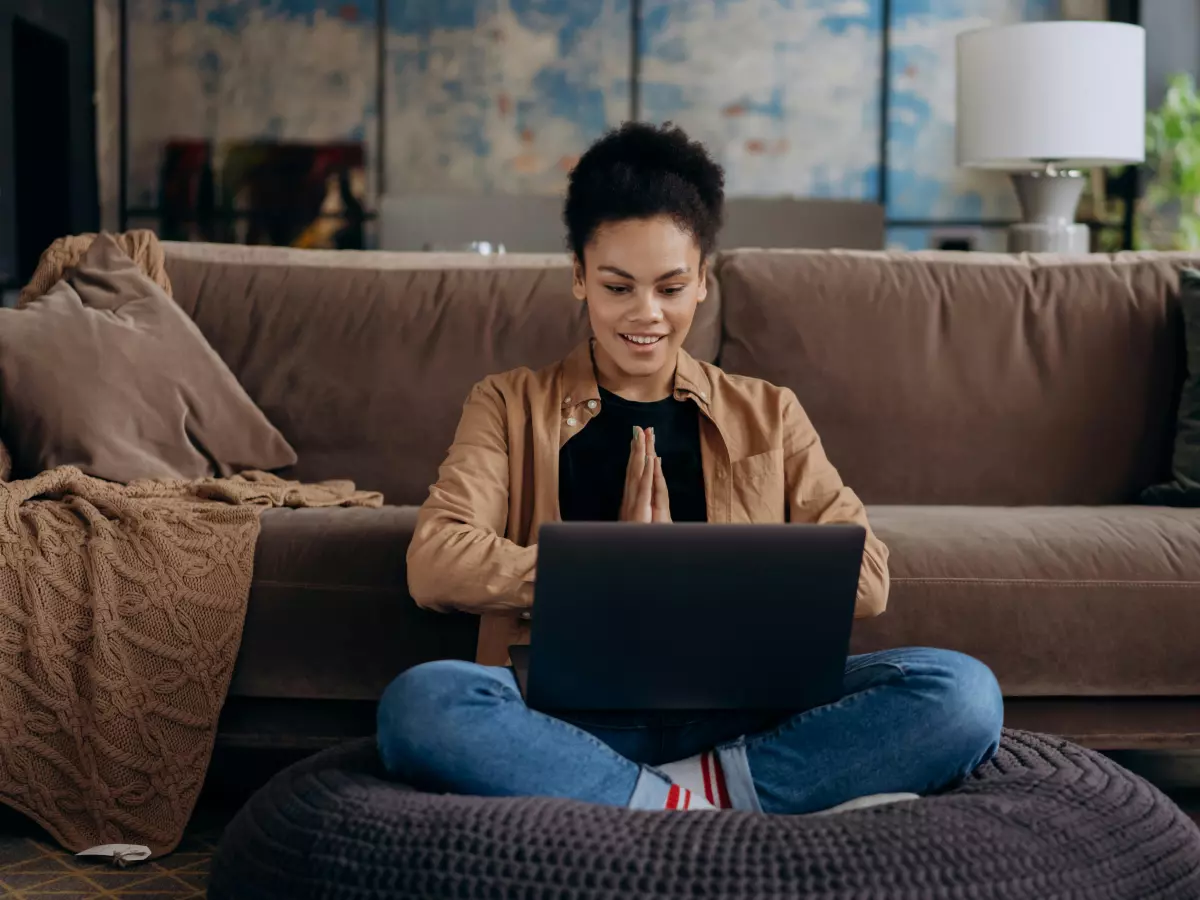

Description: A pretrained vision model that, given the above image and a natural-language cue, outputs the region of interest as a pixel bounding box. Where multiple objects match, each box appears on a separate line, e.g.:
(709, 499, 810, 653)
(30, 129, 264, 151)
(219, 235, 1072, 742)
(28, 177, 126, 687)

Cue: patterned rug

(0, 807, 220, 899)
(0, 744, 303, 898)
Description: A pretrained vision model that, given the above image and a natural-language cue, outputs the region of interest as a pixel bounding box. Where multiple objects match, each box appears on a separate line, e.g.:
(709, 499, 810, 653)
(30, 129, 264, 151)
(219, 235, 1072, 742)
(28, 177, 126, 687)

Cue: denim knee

(376, 659, 511, 779)
(928, 649, 1004, 769)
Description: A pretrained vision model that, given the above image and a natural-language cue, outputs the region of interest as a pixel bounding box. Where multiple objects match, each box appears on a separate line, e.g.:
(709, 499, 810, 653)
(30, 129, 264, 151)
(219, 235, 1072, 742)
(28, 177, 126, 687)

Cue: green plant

(1140, 73, 1200, 250)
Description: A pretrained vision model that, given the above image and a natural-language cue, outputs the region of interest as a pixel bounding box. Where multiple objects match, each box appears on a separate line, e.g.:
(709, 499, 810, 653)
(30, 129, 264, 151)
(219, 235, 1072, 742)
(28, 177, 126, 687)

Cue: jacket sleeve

(406, 380, 537, 614)
(781, 389, 890, 618)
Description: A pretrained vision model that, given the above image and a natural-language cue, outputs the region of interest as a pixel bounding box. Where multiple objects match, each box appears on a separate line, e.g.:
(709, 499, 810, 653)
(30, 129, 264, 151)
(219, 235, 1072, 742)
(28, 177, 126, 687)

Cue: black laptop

(509, 522, 866, 714)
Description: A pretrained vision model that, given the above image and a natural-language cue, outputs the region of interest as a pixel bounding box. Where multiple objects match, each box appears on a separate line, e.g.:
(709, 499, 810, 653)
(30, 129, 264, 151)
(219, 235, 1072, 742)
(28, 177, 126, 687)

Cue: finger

(646, 426, 657, 460)
(653, 456, 671, 522)
(636, 440, 654, 513)
(624, 427, 644, 496)
(622, 428, 646, 517)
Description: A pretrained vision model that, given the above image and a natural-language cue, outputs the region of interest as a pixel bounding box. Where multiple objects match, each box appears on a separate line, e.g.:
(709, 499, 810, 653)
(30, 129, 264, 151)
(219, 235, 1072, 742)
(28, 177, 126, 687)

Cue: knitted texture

(210, 730, 1200, 900)
(17, 230, 171, 309)
(0, 467, 382, 858)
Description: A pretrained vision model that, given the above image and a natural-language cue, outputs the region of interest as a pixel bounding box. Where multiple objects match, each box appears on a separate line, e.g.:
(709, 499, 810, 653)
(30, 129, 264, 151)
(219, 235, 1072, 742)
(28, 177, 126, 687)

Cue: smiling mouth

(620, 334, 665, 345)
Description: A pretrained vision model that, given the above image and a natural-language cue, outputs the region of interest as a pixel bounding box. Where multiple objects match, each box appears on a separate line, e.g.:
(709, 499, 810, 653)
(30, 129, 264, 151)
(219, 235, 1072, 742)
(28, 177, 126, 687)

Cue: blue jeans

(376, 647, 1003, 814)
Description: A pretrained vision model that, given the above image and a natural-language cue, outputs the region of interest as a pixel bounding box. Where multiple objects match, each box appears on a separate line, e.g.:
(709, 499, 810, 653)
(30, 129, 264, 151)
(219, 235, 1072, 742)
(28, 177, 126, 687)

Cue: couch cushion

(239, 505, 1200, 702)
(851, 505, 1200, 695)
(230, 506, 478, 701)
(163, 243, 721, 505)
(718, 249, 1200, 505)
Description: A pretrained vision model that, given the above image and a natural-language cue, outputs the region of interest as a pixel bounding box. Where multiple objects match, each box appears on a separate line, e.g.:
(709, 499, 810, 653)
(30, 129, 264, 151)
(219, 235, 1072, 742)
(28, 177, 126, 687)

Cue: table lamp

(956, 21, 1145, 254)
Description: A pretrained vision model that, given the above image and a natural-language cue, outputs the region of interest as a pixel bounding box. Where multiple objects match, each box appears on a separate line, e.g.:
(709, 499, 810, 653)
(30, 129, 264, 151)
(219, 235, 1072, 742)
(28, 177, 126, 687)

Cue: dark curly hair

(564, 122, 725, 264)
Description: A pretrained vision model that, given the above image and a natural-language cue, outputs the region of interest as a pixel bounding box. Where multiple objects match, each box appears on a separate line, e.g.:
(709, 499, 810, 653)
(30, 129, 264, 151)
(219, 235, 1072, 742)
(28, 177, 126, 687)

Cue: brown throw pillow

(1142, 268, 1200, 506)
(0, 234, 297, 482)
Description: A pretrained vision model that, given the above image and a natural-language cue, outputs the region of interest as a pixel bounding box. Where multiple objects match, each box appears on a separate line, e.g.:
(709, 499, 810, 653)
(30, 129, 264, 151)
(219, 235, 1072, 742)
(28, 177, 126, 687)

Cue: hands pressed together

(619, 426, 672, 523)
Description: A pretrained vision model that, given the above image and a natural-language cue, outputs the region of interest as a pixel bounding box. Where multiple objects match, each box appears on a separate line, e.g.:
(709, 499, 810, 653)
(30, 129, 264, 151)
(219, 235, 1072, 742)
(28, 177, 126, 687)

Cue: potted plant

(1138, 72, 1200, 250)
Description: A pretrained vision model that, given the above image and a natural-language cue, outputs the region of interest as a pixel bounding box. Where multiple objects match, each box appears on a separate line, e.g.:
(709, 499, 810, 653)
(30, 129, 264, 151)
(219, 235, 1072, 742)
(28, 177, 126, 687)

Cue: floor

(0, 747, 297, 900)
(0, 808, 221, 899)
(0, 754, 1197, 899)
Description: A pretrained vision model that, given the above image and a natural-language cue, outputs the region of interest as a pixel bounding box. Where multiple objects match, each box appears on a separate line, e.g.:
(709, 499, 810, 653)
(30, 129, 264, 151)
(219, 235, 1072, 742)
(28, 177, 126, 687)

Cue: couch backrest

(163, 242, 722, 505)
(717, 249, 1200, 506)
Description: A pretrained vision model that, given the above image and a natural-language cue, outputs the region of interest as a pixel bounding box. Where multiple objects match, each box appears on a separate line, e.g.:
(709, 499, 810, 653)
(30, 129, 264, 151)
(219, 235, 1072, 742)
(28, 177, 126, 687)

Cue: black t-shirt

(559, 386, 707, 522)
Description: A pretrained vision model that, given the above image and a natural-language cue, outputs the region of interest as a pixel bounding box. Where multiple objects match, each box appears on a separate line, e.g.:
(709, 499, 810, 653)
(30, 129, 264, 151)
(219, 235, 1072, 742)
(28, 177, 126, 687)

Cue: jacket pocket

(731, 449, 785, 523)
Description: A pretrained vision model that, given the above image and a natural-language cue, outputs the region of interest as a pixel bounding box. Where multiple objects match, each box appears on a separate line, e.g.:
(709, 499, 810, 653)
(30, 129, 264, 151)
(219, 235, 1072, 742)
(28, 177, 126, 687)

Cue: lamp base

(1007, 169, 1090, 255)
(1007, 222, 1090, 254)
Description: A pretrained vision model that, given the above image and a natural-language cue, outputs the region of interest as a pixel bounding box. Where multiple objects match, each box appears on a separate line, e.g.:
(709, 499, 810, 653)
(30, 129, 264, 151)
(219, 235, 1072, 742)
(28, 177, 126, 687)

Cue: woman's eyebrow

(655, 267, 689, 281)
(598, 265, 636, 279)
(597, 265, 691, 281)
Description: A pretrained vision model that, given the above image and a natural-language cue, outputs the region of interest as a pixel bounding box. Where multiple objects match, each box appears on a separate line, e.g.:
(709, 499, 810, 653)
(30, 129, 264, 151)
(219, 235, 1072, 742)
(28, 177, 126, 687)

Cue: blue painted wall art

(125, 0, 1063, 238)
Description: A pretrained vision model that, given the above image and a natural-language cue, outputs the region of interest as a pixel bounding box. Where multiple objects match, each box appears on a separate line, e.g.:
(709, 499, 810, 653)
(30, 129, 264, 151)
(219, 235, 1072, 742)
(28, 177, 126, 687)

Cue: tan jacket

(408, 341, 890, 665)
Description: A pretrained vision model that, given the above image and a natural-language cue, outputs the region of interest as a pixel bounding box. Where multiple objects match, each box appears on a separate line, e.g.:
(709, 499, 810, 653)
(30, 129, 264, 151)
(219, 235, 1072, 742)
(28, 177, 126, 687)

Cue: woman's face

(573, 215, 706, 386)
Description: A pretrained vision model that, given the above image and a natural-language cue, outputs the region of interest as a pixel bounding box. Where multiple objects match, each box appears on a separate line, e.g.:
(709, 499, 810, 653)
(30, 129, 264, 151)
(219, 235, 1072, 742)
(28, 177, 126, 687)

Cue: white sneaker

(807, 792, 920, 816)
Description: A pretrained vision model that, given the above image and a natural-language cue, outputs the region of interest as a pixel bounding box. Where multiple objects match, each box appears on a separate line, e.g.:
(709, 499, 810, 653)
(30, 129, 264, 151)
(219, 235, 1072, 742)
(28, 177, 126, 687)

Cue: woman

(377, 123, 1003, 814)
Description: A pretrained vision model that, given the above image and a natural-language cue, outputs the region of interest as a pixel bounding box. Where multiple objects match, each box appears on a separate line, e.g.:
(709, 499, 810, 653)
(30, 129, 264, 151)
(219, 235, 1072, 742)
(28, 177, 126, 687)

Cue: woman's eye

(661, 286, 684, 296)
(605, 284, 631, 294)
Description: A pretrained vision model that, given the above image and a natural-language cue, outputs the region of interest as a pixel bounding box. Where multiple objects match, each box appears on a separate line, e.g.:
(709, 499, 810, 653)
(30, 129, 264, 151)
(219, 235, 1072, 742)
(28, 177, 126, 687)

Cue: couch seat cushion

(852, 505, 1200, 695)
(229, 507, 477, 701)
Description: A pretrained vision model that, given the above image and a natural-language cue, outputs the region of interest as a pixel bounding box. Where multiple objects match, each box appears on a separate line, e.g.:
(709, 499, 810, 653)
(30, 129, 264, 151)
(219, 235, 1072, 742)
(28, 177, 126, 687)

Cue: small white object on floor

(808, 793, 920, 817)
(76, 844, 152, 867)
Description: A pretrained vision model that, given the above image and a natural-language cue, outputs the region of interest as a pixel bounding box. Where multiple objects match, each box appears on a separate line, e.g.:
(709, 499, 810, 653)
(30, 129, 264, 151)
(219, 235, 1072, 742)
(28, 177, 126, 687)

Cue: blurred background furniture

(722, 198, 884, 250)
(380, 195, 885, 252)
(379, 194, 563, 252)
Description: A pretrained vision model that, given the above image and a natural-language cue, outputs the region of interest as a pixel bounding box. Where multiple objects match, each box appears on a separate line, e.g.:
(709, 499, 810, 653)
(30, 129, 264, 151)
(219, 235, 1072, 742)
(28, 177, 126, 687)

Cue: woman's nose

(631, 289, 663, 321)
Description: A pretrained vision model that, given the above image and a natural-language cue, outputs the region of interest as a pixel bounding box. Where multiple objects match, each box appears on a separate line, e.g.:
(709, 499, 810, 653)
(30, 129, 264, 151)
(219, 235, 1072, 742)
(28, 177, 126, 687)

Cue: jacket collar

(561, 340, 712, 411)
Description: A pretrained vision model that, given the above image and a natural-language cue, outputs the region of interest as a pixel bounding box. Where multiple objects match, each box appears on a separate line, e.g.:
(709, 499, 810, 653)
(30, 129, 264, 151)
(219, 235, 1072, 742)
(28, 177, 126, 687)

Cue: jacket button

(566, 417, 577, 427)
(699, 391, 707, 400)
(587, 400, 597, 410)
(564, 396, 572, 404)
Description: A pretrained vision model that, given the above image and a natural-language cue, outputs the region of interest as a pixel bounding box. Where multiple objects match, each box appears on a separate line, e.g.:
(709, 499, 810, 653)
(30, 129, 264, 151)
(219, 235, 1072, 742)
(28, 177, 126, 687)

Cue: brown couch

(160, 242, 1200, 752)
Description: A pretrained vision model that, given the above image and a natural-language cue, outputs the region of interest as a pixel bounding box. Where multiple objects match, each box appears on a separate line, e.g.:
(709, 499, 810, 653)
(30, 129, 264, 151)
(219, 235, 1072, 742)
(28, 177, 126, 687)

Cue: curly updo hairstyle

(564, 122, 725, 264)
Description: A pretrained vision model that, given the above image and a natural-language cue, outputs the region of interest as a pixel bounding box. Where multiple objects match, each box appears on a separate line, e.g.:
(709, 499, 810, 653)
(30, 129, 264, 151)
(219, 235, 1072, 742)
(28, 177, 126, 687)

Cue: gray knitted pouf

(208, 729, 1200, 899)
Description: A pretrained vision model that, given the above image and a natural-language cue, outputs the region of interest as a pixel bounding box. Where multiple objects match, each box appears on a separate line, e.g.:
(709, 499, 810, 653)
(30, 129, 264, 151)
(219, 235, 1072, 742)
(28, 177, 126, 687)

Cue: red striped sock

(660, 750, 732, 810)
(700, 751, 732, 809)
(663, 783, 713, 810)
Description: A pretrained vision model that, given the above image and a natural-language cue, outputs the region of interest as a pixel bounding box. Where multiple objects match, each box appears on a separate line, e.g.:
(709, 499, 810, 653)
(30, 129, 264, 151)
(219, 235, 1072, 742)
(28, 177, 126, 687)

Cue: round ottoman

(208, 729, 1200, 899)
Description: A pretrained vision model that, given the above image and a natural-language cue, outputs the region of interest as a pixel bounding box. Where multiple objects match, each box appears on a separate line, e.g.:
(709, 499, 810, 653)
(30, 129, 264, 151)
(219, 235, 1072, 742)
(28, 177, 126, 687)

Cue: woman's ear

(697, 259, 709, 303)
(572, 258, 587, 302)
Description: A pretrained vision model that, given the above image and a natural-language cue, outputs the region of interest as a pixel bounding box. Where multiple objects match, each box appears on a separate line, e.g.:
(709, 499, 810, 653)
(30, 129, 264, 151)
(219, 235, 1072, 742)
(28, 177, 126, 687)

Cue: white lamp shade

(956, 21, 1145, 169)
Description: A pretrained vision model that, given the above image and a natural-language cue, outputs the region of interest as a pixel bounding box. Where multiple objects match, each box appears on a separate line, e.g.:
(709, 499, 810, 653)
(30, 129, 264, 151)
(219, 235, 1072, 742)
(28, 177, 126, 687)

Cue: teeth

(623, 335, 661, 345)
